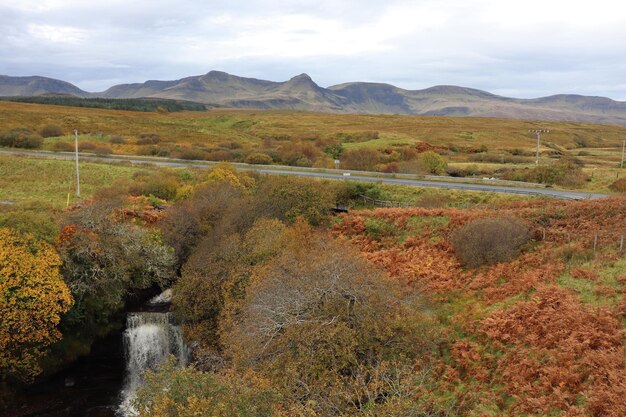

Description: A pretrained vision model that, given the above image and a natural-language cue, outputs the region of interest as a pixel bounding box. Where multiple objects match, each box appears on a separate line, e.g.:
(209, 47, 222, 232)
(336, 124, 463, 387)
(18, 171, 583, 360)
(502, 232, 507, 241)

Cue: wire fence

(537, 229, 626, 254)
(359, 195, 424, 208)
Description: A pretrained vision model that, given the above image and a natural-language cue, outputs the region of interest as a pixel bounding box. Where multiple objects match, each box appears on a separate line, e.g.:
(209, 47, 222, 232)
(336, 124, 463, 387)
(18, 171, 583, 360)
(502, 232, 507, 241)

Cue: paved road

(0, 149, 609, 200)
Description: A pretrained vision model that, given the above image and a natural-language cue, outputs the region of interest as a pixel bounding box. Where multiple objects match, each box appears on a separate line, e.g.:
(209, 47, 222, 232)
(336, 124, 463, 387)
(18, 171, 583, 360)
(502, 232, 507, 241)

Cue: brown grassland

(1, 101, 625, 165)
(2, 101, 626, 196)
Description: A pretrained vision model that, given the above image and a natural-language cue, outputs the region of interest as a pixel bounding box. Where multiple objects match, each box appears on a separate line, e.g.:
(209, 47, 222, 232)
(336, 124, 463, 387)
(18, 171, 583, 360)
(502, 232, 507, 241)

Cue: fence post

(593, 233, 598, 252)
(542, 229, 546, 241)
(620, 234, 624, 254)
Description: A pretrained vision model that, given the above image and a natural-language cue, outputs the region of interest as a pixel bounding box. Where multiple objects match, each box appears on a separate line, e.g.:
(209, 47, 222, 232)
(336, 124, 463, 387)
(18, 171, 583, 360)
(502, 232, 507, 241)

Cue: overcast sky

(1, 0, 626, 99)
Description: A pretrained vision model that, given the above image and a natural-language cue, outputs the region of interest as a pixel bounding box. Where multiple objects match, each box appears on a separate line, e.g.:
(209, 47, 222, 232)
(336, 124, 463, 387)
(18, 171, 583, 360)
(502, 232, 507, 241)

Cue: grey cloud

(1, 0, 625, 100)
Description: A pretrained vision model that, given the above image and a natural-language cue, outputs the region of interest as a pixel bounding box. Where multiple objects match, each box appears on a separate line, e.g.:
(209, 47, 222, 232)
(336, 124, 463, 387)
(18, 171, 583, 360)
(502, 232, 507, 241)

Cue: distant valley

(2, 72, 626, 124)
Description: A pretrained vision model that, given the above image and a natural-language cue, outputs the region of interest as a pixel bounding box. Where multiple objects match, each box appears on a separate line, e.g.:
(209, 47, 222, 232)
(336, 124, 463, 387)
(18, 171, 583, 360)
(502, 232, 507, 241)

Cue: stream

(2, 291, 187, 417)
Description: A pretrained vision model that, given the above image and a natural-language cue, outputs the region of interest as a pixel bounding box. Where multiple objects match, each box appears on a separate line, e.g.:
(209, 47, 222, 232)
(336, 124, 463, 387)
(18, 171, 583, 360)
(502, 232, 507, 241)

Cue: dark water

(1, 331, 125, 417)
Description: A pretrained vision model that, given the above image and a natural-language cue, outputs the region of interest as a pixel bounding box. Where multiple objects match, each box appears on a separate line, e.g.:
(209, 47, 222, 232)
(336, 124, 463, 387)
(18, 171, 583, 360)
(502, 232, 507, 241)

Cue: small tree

(225, 225, 440, 414)
(451, 216, 531, 267)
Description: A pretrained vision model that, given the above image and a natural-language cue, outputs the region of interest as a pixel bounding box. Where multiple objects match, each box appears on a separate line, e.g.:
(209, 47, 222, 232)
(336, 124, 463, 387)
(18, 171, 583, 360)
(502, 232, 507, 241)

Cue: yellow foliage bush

(205, 164, 255, 190)
(0, 227, 73, 381)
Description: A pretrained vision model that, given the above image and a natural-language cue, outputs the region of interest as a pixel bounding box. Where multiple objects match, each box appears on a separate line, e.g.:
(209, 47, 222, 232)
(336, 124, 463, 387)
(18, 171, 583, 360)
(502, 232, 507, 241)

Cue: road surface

(0, 149, 609, 200)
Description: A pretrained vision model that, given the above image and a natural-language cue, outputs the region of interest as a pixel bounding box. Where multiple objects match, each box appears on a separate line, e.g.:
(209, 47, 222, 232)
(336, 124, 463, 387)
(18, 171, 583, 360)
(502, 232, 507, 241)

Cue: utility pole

(529, 129, 549, 165)
(74, 129, 80, 198)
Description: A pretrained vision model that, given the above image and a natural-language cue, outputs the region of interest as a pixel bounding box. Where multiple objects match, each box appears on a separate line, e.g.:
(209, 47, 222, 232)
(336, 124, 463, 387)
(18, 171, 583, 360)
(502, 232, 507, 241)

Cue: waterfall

(118, 312, 187, 416)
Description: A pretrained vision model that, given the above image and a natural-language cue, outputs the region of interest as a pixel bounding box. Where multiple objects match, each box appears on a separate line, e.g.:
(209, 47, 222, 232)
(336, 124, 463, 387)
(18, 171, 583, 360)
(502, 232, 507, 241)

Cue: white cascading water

(117, 311, 187, 416)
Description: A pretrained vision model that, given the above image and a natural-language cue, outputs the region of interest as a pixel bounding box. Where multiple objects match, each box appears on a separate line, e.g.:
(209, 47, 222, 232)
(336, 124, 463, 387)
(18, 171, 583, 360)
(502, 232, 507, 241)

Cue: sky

(1, 0, 626, 99)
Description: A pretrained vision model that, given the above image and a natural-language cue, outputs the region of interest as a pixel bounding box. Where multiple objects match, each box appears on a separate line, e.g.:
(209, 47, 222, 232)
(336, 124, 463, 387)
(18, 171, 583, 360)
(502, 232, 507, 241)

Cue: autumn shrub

(252, 175, 336, 225)
(219, 141, 243, 149)
(276, 141, 321, 167)
(136, 145, 171, 157)
(173, 219, 287, 355)
(133, 358, 279, 417)
(174, 148, 207, 160)
(58, 198, 175, 331)
(108, 135, 126, 144)
(128, 172, 180, 200)
(0, 128, 43, 149)
(160, 182, 248, 269)
(0, 228, 73, 381)
(225, 226, 440, 415)
(244, 152, 273, 165)
(40, 124, 63, 138)
(341, 148, 380, 170)
(78, 141, 96, 151)
(204, 149, 236, 161)
(609, 178, 626, 193)
(451, 216, 531, 267)
(93, 146, 113, 156)
(51, 141, 74, 151)
(382, 162, 400, 173)
(136, 132, 161, 145)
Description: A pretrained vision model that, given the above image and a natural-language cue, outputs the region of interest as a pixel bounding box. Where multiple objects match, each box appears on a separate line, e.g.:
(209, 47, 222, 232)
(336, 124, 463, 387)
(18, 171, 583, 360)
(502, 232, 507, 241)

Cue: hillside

(0, 75, 89, 98)
(332, 197, 626, 416)
(3, 72, 626, 124)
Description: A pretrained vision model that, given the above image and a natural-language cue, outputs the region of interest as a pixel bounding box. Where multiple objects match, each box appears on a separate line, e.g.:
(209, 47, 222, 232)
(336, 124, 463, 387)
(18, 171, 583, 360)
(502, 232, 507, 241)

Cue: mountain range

(2, 72, 626, 125)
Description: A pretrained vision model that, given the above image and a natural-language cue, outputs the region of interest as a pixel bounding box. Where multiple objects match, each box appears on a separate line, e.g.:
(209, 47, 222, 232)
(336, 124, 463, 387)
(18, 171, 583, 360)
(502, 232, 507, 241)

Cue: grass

(557, 258, 626, 307)
(372, 183, 539, 206)
(2, 101, 625, 193)
(2, 101, 626, 154)
(0, 155, 149, 208)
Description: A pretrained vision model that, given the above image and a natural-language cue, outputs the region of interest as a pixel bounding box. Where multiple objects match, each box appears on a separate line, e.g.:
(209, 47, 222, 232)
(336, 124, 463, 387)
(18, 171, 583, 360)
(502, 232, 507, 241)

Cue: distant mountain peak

(203, 70, 231, 81)
(290, 73, 313, 81)
(286, 73, 317, 85)
(2, 72, 626, 124)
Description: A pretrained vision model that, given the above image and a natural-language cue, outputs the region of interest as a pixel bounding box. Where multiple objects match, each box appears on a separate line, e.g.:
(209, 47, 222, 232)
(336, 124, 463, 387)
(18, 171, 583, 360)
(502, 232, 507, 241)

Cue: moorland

(0, 100, 625, 417)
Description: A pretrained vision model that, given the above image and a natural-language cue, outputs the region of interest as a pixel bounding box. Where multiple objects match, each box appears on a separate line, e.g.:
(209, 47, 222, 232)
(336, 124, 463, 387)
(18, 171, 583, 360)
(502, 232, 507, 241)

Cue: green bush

(420, 151, 448, 175)
(134, 358, 278, 417)
(505, 160, 588, 187)
(128, 174, 180, 200)
(364, 217, 398, 239)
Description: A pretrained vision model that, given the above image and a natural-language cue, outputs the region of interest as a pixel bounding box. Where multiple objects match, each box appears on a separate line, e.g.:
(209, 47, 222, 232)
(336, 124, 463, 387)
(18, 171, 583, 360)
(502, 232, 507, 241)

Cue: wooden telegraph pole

(529, 129, 549, 165)
(74, 129, 80, 198)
